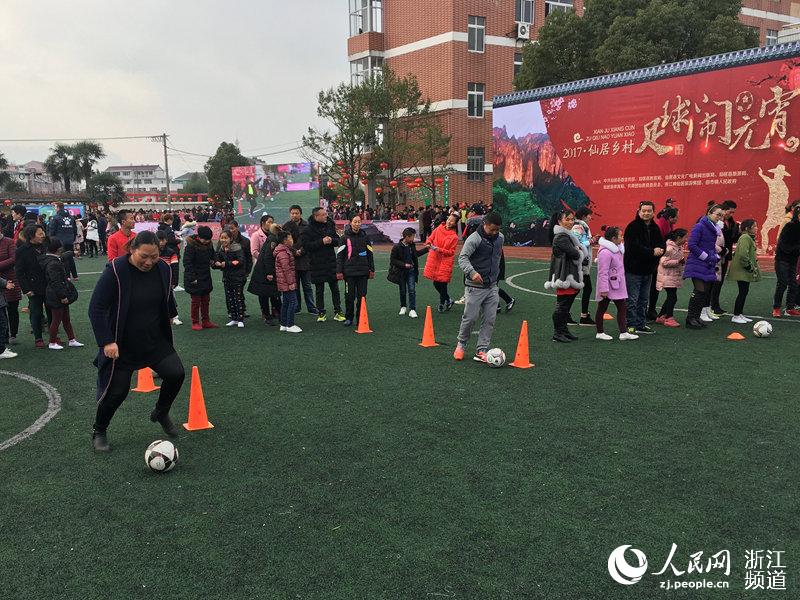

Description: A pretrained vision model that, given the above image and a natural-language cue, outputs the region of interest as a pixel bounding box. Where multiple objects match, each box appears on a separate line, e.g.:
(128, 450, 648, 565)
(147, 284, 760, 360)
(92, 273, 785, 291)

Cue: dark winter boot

(686, 292, 706, 329)
(150, 409, 180, 438)
(92, 430, 111, 452)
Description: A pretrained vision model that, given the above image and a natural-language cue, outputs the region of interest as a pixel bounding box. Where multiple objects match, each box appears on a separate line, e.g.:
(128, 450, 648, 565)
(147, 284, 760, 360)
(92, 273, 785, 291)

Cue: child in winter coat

(594, 227, 638, 341)
(655, 228, 688, 327)
(388, 227, 429, 318)
(0, 276, 17, 358)
(273, 230, 301, 333)
(183, 226, 216, 330)
(545, 210, 588, 343)
(728, 219, 761, 323)
(157, 230, 182, 326)
(40, 239, 83, 350)
(247, 225, 281, 326)
(336, 215, 375, 327)
(213, 230, 247, 328)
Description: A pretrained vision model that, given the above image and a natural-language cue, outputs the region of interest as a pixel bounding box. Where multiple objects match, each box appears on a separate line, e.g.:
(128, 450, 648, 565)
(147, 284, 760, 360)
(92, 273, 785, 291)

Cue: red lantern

(360, 170, 367, 177)
(339, 178, 347, 185)
(379, 162, 389, 170)
(435, 177, 444, 185)
(360, 178, 369, 185)
(336, 160, 344, 167)
(327, 181, 336, 189)
(389, 180, 398, 188)
(375, 187, 383, 194)
(3, 199, 11, 206)
(414, 177, 423, 184)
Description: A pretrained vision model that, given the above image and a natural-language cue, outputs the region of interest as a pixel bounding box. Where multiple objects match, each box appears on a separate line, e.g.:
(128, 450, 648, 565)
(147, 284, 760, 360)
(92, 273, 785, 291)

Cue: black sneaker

(92, 430, 111, 452)
(552, 333, 572, 343)
(150, 410, 180, 438)
(635, 325, 655, 335)
(505, 298, 516, 313)
(646, 312, 658, 322)
(445, 299, 455, 311)
(566, 314, 577, 325)
(686, 318, 705, 330)
(579, 315, 595, 326)
(564, 331, 578, 340)
(437, 303, 445, 313)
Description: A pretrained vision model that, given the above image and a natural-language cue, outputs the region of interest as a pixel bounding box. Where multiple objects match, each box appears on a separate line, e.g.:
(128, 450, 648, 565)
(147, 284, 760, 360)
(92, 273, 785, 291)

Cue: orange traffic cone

(132, 368, 160, 393)
(510, 320, 535, 369)
(183, 366, 214, 431)
(727, 332, 746, 340)
(419, 305, 439, 347)
(355, 297, 373, 334)
(603, 313, 614, 321)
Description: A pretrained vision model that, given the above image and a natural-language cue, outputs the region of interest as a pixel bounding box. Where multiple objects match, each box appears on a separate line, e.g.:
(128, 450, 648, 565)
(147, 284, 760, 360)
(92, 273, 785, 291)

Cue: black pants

(63, 253, 78, 279)
(28, 294, 46, 341)
(734, 281, 750, 315)
(86, 239, 98, 257)
(710, 260, 729, 310)
(687, 278, 712, 321)
(432, 281, 450, 304)
(315, 279, 341, 314)
(6, 300, 19, 338)
(648, 274, 659, 317)
(774, 259, 798, 309)
(257, 294, 281, 318)
(658, 288, 678, 318)
(99, 236, 107, 254)
(94, 352, 185, 432)
(553, 293, 577, 334)
(224, 283, 245, 321)
(0, 306, 8, 353)
(499, 286, 512, 304)
(344, 276, 368, 321)
(581, 273, 593, 314)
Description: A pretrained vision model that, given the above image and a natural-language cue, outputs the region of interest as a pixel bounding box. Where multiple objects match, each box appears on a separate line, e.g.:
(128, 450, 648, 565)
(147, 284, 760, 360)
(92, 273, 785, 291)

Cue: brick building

(346, 0, 799, 207)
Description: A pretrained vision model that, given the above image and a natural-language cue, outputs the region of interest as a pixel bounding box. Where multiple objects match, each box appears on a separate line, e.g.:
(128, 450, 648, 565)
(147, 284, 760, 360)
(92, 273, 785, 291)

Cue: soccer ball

(486, 347, 506, 368)
(753, 320, 772, 338)
(145, 440, 179, 473)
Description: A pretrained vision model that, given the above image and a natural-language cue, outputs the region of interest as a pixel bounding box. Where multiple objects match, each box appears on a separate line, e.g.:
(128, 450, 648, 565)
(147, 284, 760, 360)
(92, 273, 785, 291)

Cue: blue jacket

(684, 217, 719, 282)
(88, 256, 176, 402)
(49, 209, 76, 246)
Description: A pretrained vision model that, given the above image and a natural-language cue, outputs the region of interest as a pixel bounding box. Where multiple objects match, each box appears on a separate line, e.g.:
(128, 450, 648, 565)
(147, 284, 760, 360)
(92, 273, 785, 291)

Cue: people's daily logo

(608, 545, 648, 585)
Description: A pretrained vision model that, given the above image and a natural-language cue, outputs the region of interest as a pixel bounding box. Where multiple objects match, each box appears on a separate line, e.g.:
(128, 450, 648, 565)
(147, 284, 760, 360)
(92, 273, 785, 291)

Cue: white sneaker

(699, 308, 714, 323)
(237, 321, 245, 328)
(286, 325, 302, 333)
(0, 348, 18, 359)
(619, 331, 639, 341)
(172, 316, 182, 326)
(48, 343, 64, 350)
(454, 296, 466, 305)
(743, 316, 753, 322)
(68, 339, 84, 348)
(408, 310, 418, 318)
(173, 285, 184, 292)
(595, 333, 613, 341)
(279, 326, 287, 331)
(399, 307, 407, 316)
(225, 320, 238, 327)
(731, 315, 748, 324)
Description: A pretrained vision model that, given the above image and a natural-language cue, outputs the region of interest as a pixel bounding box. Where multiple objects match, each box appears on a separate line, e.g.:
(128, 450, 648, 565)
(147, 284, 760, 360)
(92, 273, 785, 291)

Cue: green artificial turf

(0, 253, 796, 599)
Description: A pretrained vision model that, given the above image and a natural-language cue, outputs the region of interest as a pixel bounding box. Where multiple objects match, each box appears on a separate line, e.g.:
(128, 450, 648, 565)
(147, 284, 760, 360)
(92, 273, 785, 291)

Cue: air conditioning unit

(516, 22, 531, 40)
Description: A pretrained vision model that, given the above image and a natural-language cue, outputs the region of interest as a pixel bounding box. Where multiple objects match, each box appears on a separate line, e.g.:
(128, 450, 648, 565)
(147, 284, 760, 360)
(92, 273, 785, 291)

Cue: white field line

(0, 371, 62, 452)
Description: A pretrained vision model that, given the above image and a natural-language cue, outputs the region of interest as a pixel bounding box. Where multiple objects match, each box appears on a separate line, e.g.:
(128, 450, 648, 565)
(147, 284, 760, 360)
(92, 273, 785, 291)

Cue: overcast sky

(0, 0, 350, 175)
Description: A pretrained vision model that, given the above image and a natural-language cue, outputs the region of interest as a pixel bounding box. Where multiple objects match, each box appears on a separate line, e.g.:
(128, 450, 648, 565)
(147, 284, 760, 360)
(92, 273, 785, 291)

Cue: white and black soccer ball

(145, 440, 179, 473)
(753, 320, 772, 338)
(486, 347, 506, 368)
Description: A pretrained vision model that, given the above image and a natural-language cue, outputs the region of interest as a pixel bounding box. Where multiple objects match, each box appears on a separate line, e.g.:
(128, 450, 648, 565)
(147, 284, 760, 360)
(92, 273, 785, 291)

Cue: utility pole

(162, 133, 171, 210)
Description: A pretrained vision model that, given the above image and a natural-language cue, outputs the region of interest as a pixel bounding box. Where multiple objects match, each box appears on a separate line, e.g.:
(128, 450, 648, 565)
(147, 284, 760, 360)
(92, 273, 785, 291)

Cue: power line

(241, 140, 304, 153)
(0, 135, 161, 142)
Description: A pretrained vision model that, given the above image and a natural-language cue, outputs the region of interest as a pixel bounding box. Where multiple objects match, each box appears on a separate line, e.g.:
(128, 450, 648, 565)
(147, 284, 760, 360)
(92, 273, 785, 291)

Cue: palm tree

(73, 140, 106, 188)
(44, 143, 80, 193)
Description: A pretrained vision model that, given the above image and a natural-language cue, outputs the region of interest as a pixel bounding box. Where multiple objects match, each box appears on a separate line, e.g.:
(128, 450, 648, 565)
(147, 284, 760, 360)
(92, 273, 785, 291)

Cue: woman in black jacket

(40, 238, 82, 350)
(336, 215, 374, 326)
(213, 230, 247, 327)
(773, 204, 800, 317)
(182, 226, 216, 330)
(14, 224, 49, 348)
(247, 225, 281, 325)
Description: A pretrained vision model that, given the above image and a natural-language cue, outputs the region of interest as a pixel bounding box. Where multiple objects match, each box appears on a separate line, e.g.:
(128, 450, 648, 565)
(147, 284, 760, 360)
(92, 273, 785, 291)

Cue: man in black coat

(302, 207, 344, 322)
(283, 205, 317, 314)
(623, 201, 665, 335)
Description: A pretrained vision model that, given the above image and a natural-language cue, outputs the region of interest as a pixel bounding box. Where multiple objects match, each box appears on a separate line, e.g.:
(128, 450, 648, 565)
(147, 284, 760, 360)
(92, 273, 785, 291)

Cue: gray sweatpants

(457, 285, 499, 352)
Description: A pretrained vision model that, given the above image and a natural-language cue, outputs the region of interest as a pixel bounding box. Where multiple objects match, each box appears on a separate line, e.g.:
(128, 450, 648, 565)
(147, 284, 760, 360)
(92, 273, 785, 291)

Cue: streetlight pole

(162, 133, 171, 211)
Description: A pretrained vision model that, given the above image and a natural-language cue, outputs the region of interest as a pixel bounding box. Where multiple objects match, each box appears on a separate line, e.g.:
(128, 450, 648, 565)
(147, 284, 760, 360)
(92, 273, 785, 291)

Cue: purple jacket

(595, 237, 628, 301)
(684, 217, 719, 282)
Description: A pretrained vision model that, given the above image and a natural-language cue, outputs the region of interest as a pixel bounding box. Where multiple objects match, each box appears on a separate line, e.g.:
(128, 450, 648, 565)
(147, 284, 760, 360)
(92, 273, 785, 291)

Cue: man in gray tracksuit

(454, 211, 504, 363)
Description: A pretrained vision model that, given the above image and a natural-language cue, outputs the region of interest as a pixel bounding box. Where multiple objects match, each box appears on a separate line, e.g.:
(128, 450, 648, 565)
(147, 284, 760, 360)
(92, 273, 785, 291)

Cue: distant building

(171, 171, 207, 191)
(0, 161, 71, 193)
(104, 164, 168, 192)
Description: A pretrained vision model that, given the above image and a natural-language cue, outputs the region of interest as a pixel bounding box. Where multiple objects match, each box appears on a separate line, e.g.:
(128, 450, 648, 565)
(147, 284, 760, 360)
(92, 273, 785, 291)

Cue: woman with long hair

(683, 204, 725, 329)
(545, 210, 588, 342)
(423, 212, 459, 312)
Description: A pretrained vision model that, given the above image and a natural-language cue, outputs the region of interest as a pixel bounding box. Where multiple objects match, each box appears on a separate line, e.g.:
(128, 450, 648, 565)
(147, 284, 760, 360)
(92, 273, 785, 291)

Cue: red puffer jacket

(273, 243, 297, 292)
(0, 236, 21, 303)
(423, 223, 458, 283)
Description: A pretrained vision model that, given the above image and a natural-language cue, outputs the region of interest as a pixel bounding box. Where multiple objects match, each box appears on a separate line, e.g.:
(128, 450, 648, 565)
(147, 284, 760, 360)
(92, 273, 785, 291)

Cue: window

(766, 29, 778, 46)
(122, 171, 130, 176)
(144, 179, 152, 184)
(467, 82, 485, 118)
(349, 0, 382, 36)
(468, 16, 485, 53)
(545, 0, 573, 16)
(516, 0, 533, 24)
(467, 147, 485, 181)
(350, 55, 384, 85)
(514, 52, 523, 78)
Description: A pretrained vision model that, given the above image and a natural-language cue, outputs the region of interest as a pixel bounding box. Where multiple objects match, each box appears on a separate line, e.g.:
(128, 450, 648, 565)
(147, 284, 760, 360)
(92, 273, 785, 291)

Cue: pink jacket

(250, 227, 269, 260)
(595, 237, 627, 301)
(273, 243, 297, 292)
(656, 239, 685, 290)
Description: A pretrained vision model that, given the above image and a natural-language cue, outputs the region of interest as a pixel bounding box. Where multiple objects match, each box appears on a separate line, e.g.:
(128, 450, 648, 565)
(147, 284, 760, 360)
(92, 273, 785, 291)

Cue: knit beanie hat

(197, 226, 213, 240)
